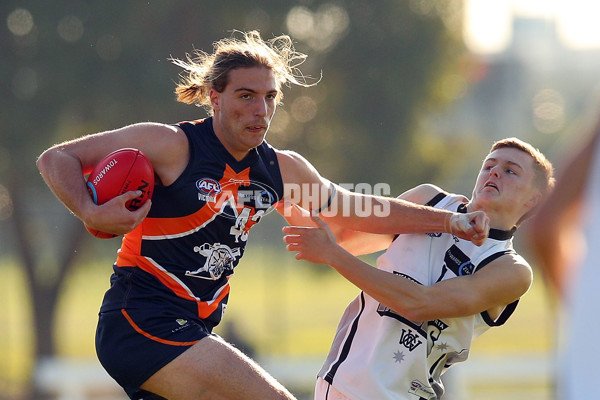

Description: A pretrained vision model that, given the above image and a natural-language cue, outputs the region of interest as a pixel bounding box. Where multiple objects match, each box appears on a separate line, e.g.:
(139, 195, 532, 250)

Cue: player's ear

(525, 189, 542, 210)
(209, 89, 220, 111)
(516, 189, 543, 227)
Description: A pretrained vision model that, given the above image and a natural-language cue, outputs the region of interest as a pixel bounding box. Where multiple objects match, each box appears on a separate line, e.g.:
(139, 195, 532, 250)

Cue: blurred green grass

(0, 244, 556, 398)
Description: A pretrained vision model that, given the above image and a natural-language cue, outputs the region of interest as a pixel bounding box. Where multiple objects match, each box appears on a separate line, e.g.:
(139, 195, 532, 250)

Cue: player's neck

(466, 202, 518, 232)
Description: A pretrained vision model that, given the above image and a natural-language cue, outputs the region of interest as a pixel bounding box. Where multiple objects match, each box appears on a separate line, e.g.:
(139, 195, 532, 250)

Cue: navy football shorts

(96, 308, 214, 399)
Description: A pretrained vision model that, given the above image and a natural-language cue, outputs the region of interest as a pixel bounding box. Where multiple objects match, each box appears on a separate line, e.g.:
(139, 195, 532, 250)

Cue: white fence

(34, 354, 554, 400)
(34, 358, 126, 400)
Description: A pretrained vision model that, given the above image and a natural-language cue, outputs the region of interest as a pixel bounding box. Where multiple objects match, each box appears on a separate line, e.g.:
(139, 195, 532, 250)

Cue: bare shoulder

(398, 183, 445, 205)
(495, 252, 532, 275)
(275, 149, 321, 185)
(275, 149, 314, 170)
(480, 252, 533, 295)
(478, 252, 533, 319)
(92, 122, 189, 186)
(118, 122, 188, 153)
(144, 123, 187, 151)
(43, 122, 186, 167)
(135, 123, 189, 186)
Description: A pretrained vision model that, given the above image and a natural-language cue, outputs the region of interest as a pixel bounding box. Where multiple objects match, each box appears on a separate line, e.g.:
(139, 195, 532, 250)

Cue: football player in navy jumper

(37, 31, 489, 400)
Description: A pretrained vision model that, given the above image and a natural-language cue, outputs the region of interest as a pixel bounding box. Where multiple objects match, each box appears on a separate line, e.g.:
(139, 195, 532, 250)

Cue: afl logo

(196, 178, 222, 202)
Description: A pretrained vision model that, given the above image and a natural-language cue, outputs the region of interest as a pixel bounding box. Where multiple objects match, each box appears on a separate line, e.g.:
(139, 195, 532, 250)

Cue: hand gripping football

(85, 148, 154, 238)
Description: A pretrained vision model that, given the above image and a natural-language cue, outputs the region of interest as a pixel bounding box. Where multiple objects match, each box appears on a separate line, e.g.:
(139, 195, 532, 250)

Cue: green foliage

(270, 1, 466, 191)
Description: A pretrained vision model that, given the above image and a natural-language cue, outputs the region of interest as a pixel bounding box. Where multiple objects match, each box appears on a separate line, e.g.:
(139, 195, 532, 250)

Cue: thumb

(120, 190, 151, 212)
(121, 190, 143, 201)
(135, 198, 152, 216)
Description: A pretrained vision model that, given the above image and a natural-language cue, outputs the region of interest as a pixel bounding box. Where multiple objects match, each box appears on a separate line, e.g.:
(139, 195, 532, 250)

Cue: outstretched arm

(276, 150, 489, 245)
(278, 183, 473, 255)
(283, 216, 531, 321)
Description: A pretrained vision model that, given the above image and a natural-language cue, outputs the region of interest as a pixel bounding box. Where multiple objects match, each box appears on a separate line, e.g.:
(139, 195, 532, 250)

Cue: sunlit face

(210, 66, 280, 161)
(471, 147, 542, 222)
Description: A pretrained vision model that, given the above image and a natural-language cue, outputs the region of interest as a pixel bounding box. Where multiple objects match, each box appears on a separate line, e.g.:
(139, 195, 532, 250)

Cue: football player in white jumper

(283, 137, 554, 400)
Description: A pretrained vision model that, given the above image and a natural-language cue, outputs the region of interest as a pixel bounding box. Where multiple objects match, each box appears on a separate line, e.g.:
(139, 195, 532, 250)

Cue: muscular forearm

(323, 192, 459, 235)
(37, 146, 151, 235)
(36, 147, 94, 220)
(321, 188, 490, 246)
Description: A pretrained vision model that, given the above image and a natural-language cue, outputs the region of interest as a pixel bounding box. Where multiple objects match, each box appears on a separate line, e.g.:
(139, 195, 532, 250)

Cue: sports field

(0, 236, 556, 399)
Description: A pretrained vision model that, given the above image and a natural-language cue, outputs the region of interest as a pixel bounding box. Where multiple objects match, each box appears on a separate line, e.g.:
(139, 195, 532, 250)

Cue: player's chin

(471, 193, 494, 208)
(245, 132, 267, 147)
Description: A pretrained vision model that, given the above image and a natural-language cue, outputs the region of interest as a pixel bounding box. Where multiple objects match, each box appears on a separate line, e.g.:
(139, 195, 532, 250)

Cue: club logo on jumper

(196, 178, 222, 202)
(187, 242, 241, 280)
(426, 232, 442, 238)
(400, 328, 423, 352)
(237, 188, 275, 209)
(379, 303, 449, 356)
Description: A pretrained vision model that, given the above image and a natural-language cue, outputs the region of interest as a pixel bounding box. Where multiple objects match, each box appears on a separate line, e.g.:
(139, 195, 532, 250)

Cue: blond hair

(171, 30, 314, 114)
(490, 137, 555, 225)
(490, 137, 555, 196)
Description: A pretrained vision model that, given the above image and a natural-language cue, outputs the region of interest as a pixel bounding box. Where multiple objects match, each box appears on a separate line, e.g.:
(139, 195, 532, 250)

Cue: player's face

(471, 147, 541, 220)
(210, 66, 279, 161)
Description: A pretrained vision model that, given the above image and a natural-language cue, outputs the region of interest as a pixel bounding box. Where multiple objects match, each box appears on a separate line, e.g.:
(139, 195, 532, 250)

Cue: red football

(85, 148, 154, 238)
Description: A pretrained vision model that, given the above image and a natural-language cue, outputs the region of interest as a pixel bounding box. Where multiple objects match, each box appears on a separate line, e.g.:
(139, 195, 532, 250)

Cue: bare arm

(276, 150, 489, 245)
(297, 183, 460, 256)
(332, 183, 469, 254)
(36, 122, 189, 235)
(283, 216, 532, 321)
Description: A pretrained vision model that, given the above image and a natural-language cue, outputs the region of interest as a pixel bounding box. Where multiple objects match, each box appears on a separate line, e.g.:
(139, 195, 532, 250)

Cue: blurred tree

(0, 0, 465, 397)
(269, 1, 466, 192)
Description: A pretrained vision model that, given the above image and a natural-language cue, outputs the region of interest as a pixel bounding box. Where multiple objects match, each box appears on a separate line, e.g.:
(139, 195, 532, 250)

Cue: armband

(312, 183, 337, 214)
